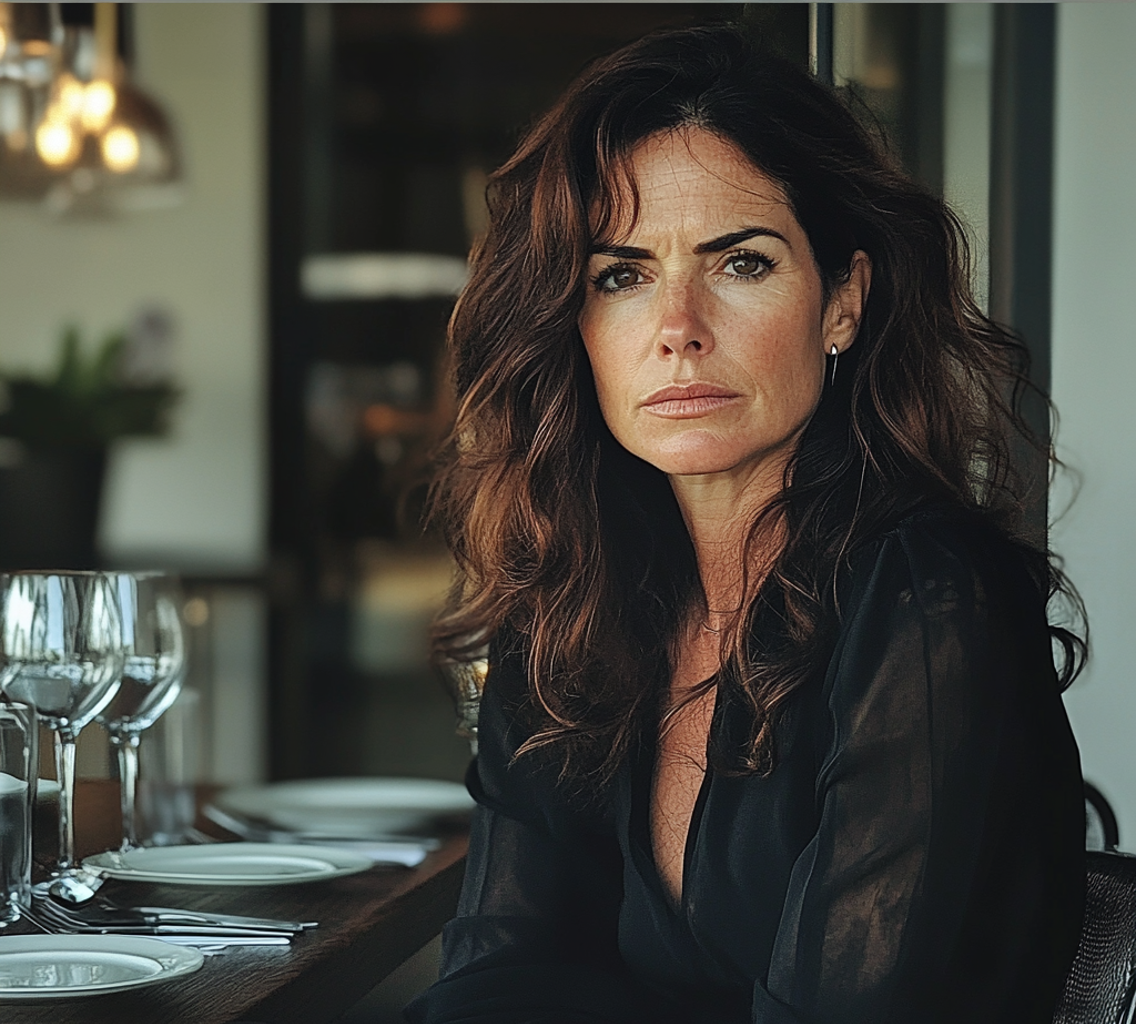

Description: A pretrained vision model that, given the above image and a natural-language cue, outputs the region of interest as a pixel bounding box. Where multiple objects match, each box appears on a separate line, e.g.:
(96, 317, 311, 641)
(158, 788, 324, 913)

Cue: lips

(643, 383, 739, 404)
(641, 382, 742, 418)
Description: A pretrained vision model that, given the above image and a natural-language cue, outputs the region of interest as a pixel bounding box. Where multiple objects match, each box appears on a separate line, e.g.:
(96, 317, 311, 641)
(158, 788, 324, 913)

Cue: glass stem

(53, 730, 78, 873)
(114, 732, 142, 850)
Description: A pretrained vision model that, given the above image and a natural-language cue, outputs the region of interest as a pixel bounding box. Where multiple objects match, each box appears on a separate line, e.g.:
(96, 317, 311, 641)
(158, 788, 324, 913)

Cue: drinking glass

(137, 687, 200, 846)
(0, 702, 36, 925)
(0, 572, 123, 876)
(96, 573, 185, 849)
(440, 649, 488, 756)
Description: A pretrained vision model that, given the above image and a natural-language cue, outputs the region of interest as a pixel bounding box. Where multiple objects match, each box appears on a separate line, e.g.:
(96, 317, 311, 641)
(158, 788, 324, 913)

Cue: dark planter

(0, 447, 107, 569)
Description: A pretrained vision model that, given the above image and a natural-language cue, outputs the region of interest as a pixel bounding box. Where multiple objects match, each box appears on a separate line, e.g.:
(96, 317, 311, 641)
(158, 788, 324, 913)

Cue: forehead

(597, 128, 793, 240)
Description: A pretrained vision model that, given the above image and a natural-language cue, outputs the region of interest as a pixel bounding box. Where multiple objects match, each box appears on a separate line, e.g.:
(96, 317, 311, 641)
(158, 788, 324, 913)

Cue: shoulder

(469, 629, 610, 833)
(826, 505, 1058, 714)
(843, 504, 1046, 624)
(470, 629, 537, 805)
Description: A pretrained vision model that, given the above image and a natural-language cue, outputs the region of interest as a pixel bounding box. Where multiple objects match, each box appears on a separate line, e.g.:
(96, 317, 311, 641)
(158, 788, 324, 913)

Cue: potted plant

(0, 322, 179, 568)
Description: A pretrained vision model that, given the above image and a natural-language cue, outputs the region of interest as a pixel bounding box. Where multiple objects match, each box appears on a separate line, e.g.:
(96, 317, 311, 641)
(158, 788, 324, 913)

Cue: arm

(754, 520, 1085, 1024)
(407, 643, 676, 1024)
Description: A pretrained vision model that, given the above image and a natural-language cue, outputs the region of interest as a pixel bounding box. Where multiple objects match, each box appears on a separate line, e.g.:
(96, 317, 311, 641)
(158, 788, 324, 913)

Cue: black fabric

(407, 509, 1085, 1024)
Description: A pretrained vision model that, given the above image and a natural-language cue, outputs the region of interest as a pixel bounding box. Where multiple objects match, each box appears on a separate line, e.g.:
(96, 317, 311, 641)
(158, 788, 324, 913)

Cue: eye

(723, 250, 775, 280)
(591, 262, 646, 293)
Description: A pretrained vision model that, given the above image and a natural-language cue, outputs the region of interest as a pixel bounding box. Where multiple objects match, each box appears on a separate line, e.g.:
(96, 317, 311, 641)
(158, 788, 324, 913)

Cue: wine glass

(96, 573, 186, 850)
(440, 645, 489, 756)
(0, 571, 123, 877)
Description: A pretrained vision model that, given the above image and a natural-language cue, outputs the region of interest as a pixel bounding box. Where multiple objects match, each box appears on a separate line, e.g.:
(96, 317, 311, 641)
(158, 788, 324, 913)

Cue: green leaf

(0, 326, 179, 449)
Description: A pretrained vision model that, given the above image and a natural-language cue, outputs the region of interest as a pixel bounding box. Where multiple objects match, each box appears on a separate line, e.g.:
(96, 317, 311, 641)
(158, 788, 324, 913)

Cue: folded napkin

(203, 804, 432, 867)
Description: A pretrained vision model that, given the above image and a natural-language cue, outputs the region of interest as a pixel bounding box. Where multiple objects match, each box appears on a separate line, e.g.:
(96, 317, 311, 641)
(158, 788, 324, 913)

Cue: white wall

(942, 2, 992, 313)
(1051, 2, 1136, 845)
(0, 3, 265, 572)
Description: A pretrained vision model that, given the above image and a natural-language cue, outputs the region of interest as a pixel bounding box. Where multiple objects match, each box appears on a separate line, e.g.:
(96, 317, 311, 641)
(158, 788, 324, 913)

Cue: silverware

(55, 898, 316, 932)
(21, 906, 245, 953)
(146, 935, 291, 948)
(127, 906, 317, 931)
(46, 868, 106, 904)
(31, 897, 301, 940)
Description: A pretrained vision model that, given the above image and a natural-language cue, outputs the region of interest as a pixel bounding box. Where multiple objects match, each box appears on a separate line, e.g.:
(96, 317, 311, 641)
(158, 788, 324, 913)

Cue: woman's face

(579, 128, 869, 490)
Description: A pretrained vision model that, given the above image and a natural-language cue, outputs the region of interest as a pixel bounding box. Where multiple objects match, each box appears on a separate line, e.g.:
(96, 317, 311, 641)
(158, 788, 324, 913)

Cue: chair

(1087, 783, 1122, 852)
(1052, 849, 1136, 1024)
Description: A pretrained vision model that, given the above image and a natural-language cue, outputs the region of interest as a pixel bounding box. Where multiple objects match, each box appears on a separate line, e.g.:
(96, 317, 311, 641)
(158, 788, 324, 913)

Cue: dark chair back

(1053, 850, 1136, 1024)
(1087, 783, 1122, 852)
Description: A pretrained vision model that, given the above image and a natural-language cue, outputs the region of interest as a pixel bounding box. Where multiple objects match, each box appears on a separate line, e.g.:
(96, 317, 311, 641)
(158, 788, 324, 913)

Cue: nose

(656, 278, 714, 359)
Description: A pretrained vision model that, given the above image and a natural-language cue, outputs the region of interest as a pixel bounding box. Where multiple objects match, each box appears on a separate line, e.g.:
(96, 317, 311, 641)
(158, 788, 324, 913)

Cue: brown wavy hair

(429, 26, 1085, 786)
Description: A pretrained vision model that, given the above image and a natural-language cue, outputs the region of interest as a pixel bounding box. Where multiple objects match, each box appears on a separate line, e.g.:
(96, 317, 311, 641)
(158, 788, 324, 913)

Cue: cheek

(580, 320, 631, 410)
(587, 354, 631, 430)
(729, 303, 823, 384)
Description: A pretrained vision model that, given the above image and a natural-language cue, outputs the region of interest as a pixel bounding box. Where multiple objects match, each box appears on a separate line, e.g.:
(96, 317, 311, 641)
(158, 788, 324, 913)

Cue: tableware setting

(0, 702, 35, 926)
(0, 567, 476, 1008)
(17, 887, 311, 956)
(96, 572, 187, 851)
(205, 775, 473, 868)
(0, 934, 204, 999)
(23, 895, 305, 940)
(136, 687, 201, 846)
(201, 803, 438, 867)
(0, 571, 124, 888)
(82, 841, 373, 885)
(0, 568, 452, 999)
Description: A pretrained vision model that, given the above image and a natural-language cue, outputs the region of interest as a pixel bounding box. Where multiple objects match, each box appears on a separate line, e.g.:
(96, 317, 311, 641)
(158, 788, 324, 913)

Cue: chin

(638, 443, 753, 479)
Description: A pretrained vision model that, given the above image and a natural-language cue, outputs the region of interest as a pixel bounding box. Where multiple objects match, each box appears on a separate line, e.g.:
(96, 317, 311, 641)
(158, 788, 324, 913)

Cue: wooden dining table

(3, 779, 469, 1023)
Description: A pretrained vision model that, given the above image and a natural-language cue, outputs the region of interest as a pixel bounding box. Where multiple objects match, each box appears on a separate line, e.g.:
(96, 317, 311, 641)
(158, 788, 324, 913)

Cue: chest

(621, 682, 823, 992)
(650, 634, 720, 907)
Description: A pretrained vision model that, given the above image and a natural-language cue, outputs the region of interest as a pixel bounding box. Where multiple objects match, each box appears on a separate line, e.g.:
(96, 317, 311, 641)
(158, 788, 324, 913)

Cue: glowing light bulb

(57, 76, 86, 119)
(35, 118, 78, 167)
(0, 26, 8, 56)
(81, 80, 116, 133)
(101, 124, 139, 173)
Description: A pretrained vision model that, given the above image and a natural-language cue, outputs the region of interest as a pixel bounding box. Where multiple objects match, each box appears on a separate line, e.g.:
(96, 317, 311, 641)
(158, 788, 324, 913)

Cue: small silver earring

(829, 344, 839, 386)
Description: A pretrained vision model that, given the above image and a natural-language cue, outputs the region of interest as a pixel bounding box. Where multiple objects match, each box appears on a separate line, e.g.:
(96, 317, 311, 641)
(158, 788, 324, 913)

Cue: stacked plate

(83, 843, 373, 886)
(209, 777, 475, 838)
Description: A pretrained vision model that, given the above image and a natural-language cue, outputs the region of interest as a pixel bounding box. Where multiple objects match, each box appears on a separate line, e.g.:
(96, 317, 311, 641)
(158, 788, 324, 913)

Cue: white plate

(0, 935, 203, 999)
(82, 842, 373, 885)
(212, 777, 474, 837)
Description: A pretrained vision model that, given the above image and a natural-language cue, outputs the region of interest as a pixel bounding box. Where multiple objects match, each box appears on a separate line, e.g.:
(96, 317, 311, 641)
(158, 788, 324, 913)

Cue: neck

(669, 459, 787, 622)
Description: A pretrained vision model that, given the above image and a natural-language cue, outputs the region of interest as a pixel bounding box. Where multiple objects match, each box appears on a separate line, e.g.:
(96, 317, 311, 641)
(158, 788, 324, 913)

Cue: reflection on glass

(0, 572, 123, 875)
(97, 573, 186, 849)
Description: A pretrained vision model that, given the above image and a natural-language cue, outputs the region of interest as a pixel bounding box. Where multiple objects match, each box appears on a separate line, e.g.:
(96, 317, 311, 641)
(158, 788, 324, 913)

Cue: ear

(822, 250, 872, 356)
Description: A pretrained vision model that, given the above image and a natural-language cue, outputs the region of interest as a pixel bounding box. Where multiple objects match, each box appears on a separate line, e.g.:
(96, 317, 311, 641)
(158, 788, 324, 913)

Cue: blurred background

(0, 2, 1133, 852)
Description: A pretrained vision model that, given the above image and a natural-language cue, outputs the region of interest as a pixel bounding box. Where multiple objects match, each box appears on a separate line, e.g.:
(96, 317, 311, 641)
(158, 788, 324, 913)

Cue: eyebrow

(694, 227, 789, 254)
(590, 227, 790, 259)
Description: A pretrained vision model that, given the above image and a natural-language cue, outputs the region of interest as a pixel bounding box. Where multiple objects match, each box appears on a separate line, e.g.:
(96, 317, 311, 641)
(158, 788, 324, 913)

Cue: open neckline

(632, 683, 718, 916)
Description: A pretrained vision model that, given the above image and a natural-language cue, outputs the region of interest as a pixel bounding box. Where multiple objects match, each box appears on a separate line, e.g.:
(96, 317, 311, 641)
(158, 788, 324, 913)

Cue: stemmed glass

(96, 573, 186, 850)
(0, 572, 124, 877)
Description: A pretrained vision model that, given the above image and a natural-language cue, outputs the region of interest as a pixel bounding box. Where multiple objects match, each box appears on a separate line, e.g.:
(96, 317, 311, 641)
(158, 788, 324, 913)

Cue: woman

(410, 25, 1085, 1024)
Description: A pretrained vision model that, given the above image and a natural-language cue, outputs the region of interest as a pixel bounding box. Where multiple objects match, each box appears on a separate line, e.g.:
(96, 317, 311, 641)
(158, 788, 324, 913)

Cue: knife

(154, 935, 293, 948)
(84, 923, 298, 938)
(131, 906, 318, 931)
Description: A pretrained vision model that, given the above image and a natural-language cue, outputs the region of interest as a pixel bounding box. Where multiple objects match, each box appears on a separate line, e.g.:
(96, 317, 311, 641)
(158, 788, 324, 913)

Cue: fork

(29, 898, 294, 945)
(20, 905, 229, 954)
(47, 897, 313, 932)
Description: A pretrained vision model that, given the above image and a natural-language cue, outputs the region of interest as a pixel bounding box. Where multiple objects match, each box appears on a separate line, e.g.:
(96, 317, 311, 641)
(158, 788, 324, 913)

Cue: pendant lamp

(0, 2, 63, 198)
(0, 2, 182, 214)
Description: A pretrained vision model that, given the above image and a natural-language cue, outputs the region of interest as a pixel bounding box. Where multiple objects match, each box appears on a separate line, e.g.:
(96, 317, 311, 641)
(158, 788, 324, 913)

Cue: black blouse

(407, 510, 1085, 1024)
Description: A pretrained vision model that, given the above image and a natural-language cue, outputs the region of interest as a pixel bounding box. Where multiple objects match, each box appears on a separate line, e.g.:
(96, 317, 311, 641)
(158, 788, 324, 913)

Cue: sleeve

(405, 641, 678, 1024)
(751, 521, 1085, 1024)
